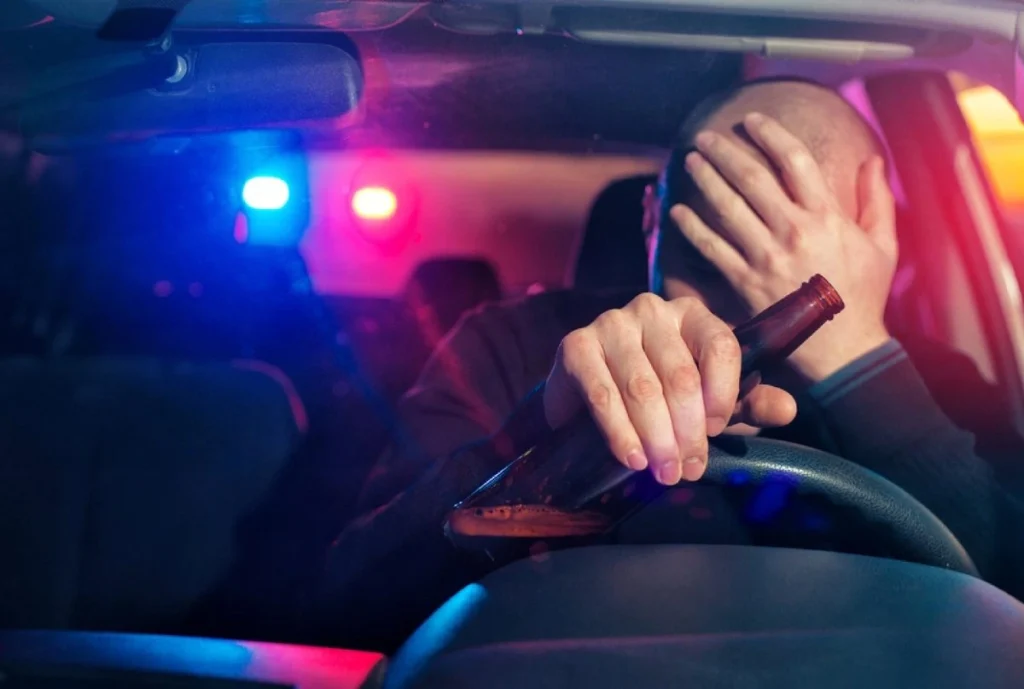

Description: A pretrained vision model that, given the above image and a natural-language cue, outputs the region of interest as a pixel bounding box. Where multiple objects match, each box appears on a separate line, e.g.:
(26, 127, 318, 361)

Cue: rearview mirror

(5, 32, 363, 139)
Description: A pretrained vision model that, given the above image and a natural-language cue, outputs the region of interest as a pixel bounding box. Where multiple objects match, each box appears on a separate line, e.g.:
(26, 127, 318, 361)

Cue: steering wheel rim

(653, 435, 978, 577)
(450, 418, 976, 577)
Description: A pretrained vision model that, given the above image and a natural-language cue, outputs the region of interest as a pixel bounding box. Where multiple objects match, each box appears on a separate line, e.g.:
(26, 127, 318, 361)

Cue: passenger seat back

(0, 357, 303, 633)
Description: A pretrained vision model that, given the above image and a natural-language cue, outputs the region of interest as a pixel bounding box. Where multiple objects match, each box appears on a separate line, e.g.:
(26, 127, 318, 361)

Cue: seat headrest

(405, 257, 502, 334)
(572, 174, 656, 292)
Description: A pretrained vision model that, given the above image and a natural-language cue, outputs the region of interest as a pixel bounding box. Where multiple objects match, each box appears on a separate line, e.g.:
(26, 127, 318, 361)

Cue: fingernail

(694, 131, 715, 149)
(655, 462, 682, 486)
(684, 151, 702, 171)
(745, 112, 764, 126)
(706, 416, 728, 437)
(683, 457, 705, 482)
(625, 450, 648, 472)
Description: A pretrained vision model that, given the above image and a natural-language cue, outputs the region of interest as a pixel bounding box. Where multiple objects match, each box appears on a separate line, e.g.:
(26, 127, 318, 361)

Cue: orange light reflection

(958, 85, 1024, 209)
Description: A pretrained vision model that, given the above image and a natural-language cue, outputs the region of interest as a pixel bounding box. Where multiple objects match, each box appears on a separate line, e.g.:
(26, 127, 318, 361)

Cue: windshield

(3, 0, 1024, 669)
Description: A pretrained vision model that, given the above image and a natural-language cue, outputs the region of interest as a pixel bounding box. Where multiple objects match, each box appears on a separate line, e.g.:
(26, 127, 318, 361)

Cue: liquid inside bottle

(445, 275, 844, 559)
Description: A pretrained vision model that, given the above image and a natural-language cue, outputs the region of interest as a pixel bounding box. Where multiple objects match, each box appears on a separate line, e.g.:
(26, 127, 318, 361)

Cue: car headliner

(3, 0, 1022, 147)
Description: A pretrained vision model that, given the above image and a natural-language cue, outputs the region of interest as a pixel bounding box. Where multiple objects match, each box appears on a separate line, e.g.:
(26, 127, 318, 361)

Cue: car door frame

(867, 70, 1024, 436)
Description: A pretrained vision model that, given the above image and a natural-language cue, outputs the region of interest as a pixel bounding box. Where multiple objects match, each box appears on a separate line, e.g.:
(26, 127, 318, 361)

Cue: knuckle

(625, 372, 663, 404)
(607, 439, 632, 464)
(670, 295, 708, 317)
(758, 246, 783, 274)
(584, 382, 614, 414)
(695, 235, 719, 259)
(738, 166, 766, 190)
(663, 364, 702, 398)
(786, 223, 807, 249)
(626, 292, 667, 319)
(720, 196, 748, 225)
(785, 148, 814, 175)
(595, 308, 631, 331)
(560, 328, 590, 355)
(670, 295, 697, 309)
(684, 436, 710, 461)
(559, 329, 594, 370)
(705, 329, 741, 362)
(775, 212, 798, 237)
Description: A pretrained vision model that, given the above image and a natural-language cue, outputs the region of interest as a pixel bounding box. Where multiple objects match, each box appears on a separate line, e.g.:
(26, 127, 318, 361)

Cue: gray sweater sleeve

(813, 349, 1024, 599)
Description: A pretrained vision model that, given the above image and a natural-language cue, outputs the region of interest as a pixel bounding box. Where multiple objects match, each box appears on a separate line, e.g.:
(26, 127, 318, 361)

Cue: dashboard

(0, 631, 385, 689)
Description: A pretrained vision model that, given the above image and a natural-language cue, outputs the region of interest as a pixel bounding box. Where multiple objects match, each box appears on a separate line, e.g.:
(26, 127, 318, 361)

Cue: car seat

(336, 257, 505, 402)
(405, 257, 502, 339)
(0, 357, 304, 633)
(572, 174, 655, 292)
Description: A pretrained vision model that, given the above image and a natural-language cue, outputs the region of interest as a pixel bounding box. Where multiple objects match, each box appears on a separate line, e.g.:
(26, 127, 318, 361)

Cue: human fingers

(632, 295, 710, 482)
(730, 384, 798, 428)
(741, 112, 833, 213)
(549, 328, 648, 472)
(683, 150, 774, 263)
(595, 307, 684, 485)
(672, 297, 743, 439)
(669, 203, 751, 285)
(692, 129, 795, 235)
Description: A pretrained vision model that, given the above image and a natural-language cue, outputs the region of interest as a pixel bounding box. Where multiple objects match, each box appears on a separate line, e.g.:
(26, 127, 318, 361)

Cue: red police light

(351, 186, 398, 222)
(346, 163, 420, 252)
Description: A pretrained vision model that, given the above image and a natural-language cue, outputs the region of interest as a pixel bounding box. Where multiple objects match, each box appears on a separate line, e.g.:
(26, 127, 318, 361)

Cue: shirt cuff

(807, 339, 909, 407)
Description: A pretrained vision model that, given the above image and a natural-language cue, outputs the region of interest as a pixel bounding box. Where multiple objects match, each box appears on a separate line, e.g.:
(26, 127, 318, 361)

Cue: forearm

(315, 386, 550, 644)
(810, 342, 1024, 597)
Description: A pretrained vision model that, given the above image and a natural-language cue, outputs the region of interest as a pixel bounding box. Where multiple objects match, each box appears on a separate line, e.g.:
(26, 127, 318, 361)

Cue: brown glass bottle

(444, 275, 844, 557)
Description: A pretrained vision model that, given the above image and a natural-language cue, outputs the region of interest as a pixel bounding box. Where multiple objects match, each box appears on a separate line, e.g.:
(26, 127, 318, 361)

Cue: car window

(957, 78, 1024, 233)
(302, 150, 660, 297)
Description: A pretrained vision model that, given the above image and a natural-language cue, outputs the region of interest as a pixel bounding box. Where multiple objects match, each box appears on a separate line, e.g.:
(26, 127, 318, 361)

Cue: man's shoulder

(461, 287, 642, 337)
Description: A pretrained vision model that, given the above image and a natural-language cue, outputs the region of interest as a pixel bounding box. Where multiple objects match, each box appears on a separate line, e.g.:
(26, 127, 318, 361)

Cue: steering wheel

(451, 421, 977, 577)
(619, 435, 978, 576)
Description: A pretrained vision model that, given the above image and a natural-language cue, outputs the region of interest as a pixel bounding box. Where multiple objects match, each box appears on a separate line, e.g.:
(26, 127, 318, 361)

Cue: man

(315, 78, 1024, 649)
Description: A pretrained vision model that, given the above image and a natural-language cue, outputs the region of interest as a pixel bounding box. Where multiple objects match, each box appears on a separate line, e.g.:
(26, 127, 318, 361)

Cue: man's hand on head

(668, 112, 898, 382)
(543, 293, 797, 486)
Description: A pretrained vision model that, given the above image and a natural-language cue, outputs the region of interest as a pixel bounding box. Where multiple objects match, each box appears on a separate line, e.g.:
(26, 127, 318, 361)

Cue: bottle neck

(734, 279, 842, 375)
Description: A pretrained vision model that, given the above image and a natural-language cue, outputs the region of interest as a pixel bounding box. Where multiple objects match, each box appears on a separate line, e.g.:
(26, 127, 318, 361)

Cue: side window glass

(955, 75, 1024, 232)
(841, 77, 997, 383)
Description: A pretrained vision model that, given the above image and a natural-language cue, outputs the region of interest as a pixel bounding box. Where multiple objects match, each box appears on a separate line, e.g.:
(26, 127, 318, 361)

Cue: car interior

(2, 0, 1024, 687)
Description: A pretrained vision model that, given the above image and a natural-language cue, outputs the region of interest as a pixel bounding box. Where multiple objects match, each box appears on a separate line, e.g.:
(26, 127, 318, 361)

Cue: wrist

(792, 325, 893, 383)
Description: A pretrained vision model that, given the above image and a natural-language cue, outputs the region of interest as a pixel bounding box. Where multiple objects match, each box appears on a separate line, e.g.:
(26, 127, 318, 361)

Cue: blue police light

(242, 176, 290, 210)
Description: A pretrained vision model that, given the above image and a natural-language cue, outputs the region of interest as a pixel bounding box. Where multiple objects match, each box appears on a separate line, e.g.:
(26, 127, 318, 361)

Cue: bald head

(653, 77, 886, 295)
(664, 78, 883, 218)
